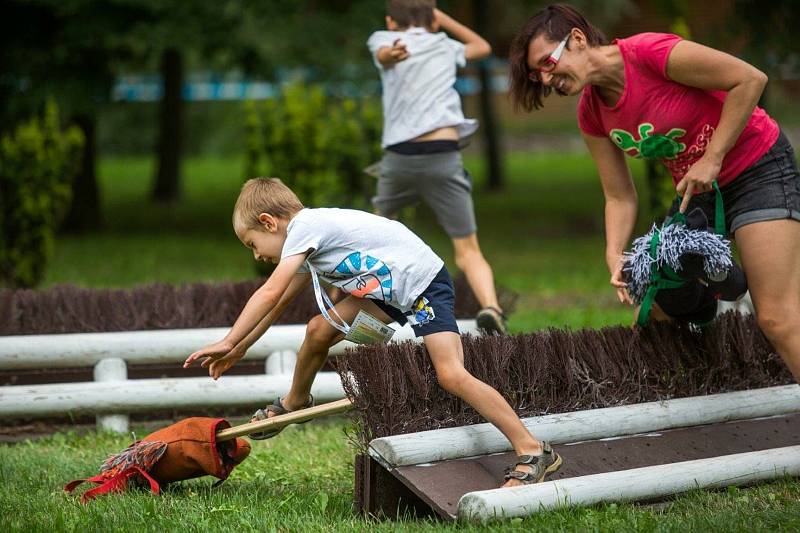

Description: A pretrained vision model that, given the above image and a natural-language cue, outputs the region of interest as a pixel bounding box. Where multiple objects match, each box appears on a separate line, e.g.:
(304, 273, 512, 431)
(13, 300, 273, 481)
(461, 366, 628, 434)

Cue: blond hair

(233, 177, 304, 230)
(386, 0, 436, 29)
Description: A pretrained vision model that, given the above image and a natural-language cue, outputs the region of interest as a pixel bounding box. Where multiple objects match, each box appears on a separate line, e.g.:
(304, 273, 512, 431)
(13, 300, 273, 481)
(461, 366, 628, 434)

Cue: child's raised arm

(434, 8, 491, 61)
(183, 253, 308, 371)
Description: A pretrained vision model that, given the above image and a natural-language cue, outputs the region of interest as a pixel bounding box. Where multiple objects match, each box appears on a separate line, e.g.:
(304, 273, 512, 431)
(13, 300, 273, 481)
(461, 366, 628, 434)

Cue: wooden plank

(353, 454, 435, 519)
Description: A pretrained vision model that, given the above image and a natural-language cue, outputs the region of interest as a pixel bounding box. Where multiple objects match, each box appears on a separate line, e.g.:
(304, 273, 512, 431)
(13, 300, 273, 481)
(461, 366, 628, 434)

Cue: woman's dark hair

(509, 4, 607, 111)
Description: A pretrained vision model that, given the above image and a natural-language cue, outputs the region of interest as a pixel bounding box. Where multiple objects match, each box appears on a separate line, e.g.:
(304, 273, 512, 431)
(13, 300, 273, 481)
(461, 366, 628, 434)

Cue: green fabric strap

(637, 229, 688, 326)
(712, 181, 724, 236)
(636, 180, 725, 326)
(671, 180, 725, 234)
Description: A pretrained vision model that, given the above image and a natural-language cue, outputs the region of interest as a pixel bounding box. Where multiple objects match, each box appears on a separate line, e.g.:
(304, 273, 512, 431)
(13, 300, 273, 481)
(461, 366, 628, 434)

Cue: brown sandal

(249, 394, 315, 440)
(503, 442, 563, 485)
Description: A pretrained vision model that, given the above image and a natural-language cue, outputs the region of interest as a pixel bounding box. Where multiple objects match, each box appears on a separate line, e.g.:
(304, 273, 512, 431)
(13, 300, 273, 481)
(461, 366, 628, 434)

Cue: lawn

(4, 150, 797, 530)
(2, 423, 799, 532)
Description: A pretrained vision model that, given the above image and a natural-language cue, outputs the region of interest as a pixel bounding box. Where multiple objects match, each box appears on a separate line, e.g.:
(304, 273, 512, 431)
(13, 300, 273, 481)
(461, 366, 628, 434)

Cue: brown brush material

(0, 274, 510, 335)
(335, 313, 791, 451)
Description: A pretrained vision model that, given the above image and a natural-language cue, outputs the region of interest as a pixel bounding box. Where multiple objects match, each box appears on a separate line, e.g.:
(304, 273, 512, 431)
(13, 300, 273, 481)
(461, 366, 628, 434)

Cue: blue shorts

(374, 266, 460, 337)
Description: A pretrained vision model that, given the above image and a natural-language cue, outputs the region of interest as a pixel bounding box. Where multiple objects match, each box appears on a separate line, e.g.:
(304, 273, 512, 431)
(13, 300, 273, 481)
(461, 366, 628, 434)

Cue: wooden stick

(215, 398, 353, 442)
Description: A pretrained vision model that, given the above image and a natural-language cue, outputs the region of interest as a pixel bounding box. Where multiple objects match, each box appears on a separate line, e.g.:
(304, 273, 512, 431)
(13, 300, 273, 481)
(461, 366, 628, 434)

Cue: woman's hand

(183, 339, 235, 370)
(608, 254, 634, 305)
(676, 154, 722, 213)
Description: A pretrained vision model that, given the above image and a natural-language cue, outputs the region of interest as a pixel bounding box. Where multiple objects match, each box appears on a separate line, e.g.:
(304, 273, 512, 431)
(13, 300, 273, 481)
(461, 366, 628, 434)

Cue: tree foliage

(0, 102, 84, 288)
(244, 83, 382, 209)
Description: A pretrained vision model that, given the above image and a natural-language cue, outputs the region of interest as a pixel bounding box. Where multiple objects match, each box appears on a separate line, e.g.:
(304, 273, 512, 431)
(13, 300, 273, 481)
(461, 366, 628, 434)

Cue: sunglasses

(527, 35, 570, 82)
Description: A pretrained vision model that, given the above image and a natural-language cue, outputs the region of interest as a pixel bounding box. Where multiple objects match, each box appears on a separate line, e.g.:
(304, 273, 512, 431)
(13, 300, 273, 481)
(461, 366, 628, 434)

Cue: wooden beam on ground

(458, 445, 800, 521)
(369, 385, 800, 468)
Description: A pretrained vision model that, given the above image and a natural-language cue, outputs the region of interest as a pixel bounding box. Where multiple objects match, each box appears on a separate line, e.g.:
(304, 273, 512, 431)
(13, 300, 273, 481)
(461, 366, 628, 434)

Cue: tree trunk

(62, 114, 101, 232)
(473, 0, 504, 191)
(152, 47, 183, 202)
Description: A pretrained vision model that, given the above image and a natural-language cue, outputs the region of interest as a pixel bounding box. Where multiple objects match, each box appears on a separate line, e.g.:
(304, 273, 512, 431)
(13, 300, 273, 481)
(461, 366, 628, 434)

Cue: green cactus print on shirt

(610, 123, 687, 159)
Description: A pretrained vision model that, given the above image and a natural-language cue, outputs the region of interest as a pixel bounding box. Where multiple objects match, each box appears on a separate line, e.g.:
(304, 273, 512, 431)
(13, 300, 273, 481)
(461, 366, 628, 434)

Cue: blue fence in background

(111, 64, 509, 102)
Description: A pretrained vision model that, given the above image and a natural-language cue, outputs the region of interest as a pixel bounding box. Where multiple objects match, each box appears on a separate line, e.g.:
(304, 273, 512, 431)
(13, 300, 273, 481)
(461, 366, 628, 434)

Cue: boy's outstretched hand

(184, 339, 241, 379)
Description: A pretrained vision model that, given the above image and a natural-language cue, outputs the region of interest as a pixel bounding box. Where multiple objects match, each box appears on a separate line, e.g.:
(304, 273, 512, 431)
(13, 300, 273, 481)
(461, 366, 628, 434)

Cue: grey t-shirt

(281, 208, 444, 311)
(367, 27, 478, 148)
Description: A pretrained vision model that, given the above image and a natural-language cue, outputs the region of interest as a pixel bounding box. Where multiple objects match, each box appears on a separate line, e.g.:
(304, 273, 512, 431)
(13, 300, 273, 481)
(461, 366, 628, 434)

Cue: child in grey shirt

(367, 1, 508, 335)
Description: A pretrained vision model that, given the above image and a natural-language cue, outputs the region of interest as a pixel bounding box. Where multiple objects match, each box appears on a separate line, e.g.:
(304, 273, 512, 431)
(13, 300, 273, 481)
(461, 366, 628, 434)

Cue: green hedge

(0, 102, 84, 288)
(244, 83, 382, 209)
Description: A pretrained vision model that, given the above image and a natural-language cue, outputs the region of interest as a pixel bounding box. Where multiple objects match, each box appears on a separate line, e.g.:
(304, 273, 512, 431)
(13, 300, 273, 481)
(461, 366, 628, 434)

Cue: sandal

(476, 306, 508, 335)
(249, 394, 315, 440)
(503, 441, 563, 485)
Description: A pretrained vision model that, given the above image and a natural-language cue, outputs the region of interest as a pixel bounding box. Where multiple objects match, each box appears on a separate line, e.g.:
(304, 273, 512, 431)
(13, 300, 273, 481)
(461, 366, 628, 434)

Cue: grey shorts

(667, 130, 800, 235)
(373, 150, 477, 238)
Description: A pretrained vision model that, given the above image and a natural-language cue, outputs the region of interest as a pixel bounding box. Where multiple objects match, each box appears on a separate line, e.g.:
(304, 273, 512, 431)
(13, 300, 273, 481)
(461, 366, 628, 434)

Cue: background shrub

(0, 102, 84, 288)
(244, 83, 382, 208)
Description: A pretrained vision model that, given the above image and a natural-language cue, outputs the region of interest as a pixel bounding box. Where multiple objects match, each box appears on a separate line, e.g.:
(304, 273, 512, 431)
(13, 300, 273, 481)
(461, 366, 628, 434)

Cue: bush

(0, 102, 84, 288)
(243, 82, 382, 208)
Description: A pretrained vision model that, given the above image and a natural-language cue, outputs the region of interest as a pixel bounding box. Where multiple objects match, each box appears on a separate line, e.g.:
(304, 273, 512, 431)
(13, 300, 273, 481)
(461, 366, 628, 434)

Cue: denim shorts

(374, 266, 460, 337)
(666, 130, 800, 235)
(373, 147, 477, 238)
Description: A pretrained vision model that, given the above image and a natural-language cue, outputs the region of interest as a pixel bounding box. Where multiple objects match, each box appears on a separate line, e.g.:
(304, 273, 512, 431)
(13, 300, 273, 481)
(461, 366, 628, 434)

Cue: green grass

(2, 423, 799, 532)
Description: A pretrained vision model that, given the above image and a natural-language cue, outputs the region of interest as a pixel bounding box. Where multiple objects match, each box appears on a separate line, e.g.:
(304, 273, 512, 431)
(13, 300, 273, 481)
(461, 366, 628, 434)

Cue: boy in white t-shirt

(367, 1, 508, 335)
(184, 178, 563, 487)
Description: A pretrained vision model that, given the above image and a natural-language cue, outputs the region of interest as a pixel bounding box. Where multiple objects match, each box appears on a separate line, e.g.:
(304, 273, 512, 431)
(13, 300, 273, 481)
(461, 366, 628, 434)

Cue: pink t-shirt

(578, 33, 779, 187)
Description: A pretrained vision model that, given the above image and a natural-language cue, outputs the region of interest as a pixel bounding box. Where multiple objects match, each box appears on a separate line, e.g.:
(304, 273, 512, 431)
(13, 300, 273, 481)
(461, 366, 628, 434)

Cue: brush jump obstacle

(366, 385, 800, 520)
(336, 314, 797, 520)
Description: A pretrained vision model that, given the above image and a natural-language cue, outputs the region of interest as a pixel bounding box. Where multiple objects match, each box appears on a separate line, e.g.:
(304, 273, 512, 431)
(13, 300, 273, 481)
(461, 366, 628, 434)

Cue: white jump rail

(0, 319, 478, 369)
(0, 319, 477, 432)
(0, 373, 345, 418)
(369, 385, 800, 468)
(458, 445, 800, 521)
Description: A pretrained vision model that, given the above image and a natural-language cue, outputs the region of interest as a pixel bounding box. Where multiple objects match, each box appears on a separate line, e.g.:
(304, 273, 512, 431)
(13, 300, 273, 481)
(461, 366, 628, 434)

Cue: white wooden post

(0, 373, 346, 417)
(93, 358, 129, 433)
(458, 445, 800, 521)
(369, 385, 800, 468)
(265, 350, 297, 375)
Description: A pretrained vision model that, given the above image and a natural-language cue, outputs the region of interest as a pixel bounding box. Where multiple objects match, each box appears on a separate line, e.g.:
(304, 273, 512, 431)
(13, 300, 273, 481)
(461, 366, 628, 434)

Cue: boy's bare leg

(278, 296, 394, 411)
(452, 233, 501, 311)
(423, 331, 548, 487)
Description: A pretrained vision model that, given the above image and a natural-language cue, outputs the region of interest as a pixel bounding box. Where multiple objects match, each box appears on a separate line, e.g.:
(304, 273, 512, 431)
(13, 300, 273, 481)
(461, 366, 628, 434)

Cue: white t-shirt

(281, 208, 444, 311)
(367, 27, 479, 148)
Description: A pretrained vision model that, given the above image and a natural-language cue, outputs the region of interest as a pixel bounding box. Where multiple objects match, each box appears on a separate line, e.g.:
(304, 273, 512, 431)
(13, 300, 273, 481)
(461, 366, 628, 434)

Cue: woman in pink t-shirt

(509, 4, 800, 382)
